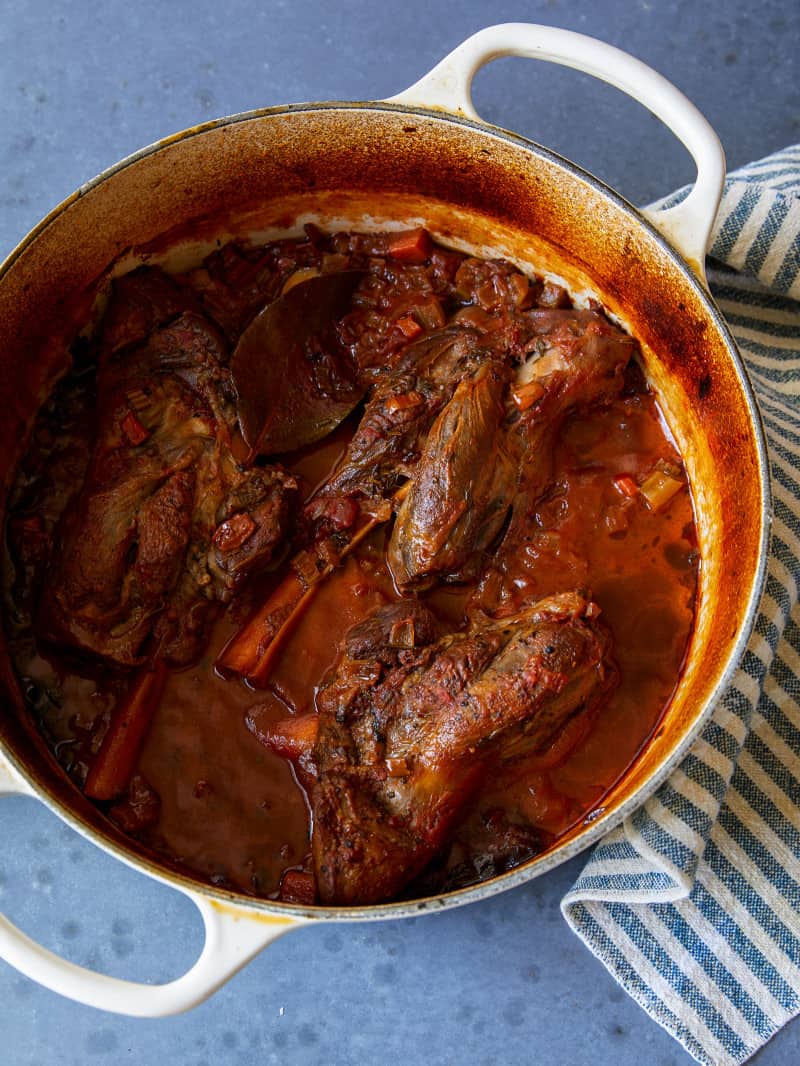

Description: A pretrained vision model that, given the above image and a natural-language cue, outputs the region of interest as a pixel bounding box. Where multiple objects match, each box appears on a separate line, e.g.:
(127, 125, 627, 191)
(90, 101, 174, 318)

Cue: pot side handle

(388, 23, 725, 284)
(0, 754, 302, 1016)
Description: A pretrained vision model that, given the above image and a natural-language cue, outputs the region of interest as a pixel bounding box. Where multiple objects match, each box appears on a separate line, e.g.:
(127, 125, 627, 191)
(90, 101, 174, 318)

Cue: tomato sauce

(2, 233, 699, 901)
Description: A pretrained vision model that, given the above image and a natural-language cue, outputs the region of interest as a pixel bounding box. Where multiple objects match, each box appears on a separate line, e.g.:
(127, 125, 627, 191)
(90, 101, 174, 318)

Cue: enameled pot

(0, 24, 770, 1015)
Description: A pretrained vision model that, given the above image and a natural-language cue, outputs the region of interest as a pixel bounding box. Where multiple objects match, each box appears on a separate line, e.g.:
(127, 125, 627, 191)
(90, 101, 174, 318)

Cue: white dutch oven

(0, 24, 770, 1015)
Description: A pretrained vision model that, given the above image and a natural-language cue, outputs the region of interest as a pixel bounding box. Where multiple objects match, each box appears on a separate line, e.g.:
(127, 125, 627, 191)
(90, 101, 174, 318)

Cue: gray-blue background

(1, 2, 797, 1064)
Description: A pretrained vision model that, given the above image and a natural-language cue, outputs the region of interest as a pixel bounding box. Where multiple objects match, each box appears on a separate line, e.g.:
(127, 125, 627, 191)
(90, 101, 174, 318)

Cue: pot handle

(388, 23, 725, 282)
(0, 754, 302, 1016)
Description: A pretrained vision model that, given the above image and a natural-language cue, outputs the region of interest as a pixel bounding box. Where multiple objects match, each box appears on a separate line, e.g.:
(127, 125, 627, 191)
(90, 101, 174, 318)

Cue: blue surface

(1, 2, 798, 1064)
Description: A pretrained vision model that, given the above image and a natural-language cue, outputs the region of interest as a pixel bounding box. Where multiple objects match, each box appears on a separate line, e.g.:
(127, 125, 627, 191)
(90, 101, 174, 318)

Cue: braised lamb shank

(389, 309, 636, 594)
(41, 269, 298, 667)
(309, 591, 615, 904)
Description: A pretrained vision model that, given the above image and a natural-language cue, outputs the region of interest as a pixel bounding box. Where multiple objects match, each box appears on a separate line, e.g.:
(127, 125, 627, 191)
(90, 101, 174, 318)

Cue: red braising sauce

(3, 230, 698, 901)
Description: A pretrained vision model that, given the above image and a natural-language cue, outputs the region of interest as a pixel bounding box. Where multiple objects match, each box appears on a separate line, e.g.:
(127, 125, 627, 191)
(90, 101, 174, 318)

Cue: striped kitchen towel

(562, 145, 800, 1066)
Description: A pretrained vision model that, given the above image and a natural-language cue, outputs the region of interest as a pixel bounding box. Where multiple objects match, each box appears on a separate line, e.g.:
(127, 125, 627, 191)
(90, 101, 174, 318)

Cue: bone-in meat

(42, 285, 298, 667)
(471, 310, 637, 615)
(311, 591, 616, 904)
(387, 360, 516, 589)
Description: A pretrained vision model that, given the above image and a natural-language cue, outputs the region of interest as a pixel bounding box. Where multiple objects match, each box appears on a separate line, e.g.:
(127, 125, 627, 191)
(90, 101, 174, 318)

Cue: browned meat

(40, 366, 213, 664)
(311, 590, 615, 904)
(8, 229, 692, 911)
(210, 468, 300, 600)
(149, 562, 216, 667)
(409, 808, 543, 896)
(319, 326, 485, 502)
(134, 471, 196, 603)
(41, 294, 296, 666)
(183, 242, 289, 340)
(100, 267, 200, 359)
(344, 601, 440, 663)
(387, 361, 516, 589)
(514, 309, 635, 411)
(130, 311, 236, 429)
(472, 310, 637, 615)
(108, 774, 161, 834)
(386, 310, 635, 593)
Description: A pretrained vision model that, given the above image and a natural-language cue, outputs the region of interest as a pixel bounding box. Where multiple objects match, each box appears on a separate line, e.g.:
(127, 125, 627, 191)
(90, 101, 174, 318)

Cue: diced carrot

(387, 228, 432, 263)
(640, 469, 683, 511)
(215, 570, 308, 680)
(246, 710, 320, 760)
(385, 757, 410, 778)
(213, 512, 257, 553)
(613, 474, 639, 499)
(21, 514, 44, 534)
(305, 496, 360, 531)
(384, 391, 424, 415)
(120, 409, 149, 446)
(511, 380, 545, 411)
(84, 660, 168, 801)
(279, 869, 316, 905)
(395, 314, 423, 340)
(412, 296, 445, 330)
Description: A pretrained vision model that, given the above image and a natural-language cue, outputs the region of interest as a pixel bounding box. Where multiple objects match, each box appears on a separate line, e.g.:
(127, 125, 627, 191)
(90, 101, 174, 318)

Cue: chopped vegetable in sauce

(2, 228, 698, 905)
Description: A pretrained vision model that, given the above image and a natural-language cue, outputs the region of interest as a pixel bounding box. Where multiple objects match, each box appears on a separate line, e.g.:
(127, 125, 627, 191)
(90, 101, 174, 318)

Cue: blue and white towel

(563, 145, 800, 1065)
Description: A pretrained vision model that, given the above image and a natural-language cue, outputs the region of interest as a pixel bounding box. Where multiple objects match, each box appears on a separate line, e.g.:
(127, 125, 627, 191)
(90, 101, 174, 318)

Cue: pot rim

(0, 99, 772, 922)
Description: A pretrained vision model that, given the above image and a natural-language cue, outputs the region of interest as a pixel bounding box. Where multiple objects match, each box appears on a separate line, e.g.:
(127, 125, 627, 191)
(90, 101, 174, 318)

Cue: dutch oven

(0, 24, 770, 1014)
